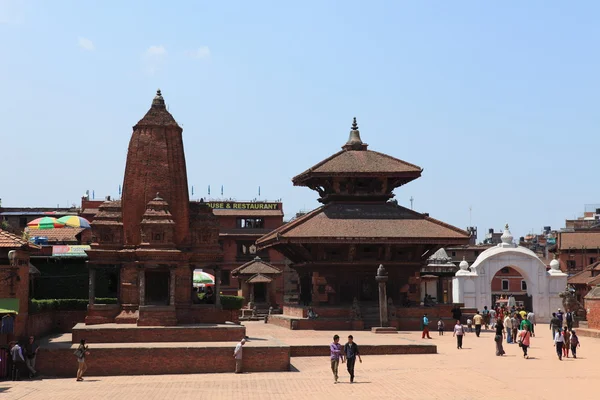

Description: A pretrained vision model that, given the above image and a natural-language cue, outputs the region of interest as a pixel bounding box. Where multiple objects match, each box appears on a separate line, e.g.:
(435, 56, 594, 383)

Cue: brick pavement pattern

(2, 326, 599, 400)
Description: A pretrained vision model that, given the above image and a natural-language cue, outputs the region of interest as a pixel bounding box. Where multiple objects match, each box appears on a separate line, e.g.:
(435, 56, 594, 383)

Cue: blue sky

(1, 1, 599, 241)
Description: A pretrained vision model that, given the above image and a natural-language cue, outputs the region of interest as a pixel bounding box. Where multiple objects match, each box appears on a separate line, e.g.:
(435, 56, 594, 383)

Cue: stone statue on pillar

(372, 265, 397, 333)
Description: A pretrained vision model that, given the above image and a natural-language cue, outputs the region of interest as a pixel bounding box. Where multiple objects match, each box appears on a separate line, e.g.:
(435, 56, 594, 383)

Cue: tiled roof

(246, 273, 273, 284)
(231, 257, 282, 276)
(212, 209, 283, 217)
(26, 227, 84, 243)
(293, 149, 422, 183)
(257, 202, 470, 245)
(0, 229, 39, 249)
(558, 231, 600, 250)
(568, 261, 600, 285)
(81, 208, 99, 216)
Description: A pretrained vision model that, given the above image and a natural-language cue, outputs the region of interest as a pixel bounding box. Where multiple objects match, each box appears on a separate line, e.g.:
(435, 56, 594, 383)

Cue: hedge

(220, 295, 244, 310)
(29, 298, 117, 313)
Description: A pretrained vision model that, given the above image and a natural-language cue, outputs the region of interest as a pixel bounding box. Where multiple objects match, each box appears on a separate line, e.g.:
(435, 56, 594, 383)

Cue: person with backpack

(453, 320, 466, 349)
(75, 339, 90, 381)
(570, 330, 581, 359)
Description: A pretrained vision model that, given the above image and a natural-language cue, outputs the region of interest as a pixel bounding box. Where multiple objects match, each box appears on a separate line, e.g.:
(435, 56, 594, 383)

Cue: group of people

(7, 336, 39, 381)
(444, 304, 583, 361)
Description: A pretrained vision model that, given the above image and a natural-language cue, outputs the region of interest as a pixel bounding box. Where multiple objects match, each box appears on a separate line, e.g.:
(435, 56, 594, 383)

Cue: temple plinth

(258, 118, 470, 330)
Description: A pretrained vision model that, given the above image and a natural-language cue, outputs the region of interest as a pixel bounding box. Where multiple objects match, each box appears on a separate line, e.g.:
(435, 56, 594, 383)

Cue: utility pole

(410, 196, 414, 210)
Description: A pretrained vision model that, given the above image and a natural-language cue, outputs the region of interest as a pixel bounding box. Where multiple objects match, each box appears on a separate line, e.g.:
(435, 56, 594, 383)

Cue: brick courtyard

(2, 322, 598, 400)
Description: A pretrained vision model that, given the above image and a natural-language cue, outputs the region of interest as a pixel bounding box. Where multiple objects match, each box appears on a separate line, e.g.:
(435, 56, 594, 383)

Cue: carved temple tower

(86, 90, 222, 326)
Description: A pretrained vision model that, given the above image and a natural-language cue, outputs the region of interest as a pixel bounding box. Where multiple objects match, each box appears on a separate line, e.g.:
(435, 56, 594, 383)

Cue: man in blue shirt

(422, 313, 432, 339)
(556, 308, 564, 327)
(344, 335, 362, 383)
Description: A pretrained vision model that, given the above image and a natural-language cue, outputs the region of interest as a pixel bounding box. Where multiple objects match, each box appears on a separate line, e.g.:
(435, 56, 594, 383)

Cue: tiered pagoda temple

(85, 90, 223, 326)
(257, 119, 470, 325)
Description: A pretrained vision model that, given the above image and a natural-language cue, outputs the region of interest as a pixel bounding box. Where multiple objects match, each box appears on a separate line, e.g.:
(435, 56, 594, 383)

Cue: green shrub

(220, 295, 244, 310)
(29, 298, 118, 313)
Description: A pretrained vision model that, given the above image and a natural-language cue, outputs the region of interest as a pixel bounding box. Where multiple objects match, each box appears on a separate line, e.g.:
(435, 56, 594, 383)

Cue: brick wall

(585, 297, 600, 330)
(26, 311, 87, 339)
(36, 345, 290, 377)
(72, 324, 246, 343)
(290, 344, 436, 357)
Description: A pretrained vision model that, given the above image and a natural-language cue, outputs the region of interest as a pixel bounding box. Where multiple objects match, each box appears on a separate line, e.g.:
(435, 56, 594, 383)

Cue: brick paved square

(1, 325, 597, 400)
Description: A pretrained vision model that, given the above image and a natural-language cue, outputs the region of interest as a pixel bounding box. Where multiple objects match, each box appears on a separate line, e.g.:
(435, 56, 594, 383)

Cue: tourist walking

(550, 313, 561, 342)
(570, 330, 581, 359)
(519, 314, 533, 333)
(495, 318, 506, 356)
(561, 327, 571, 358)
(510, 313, 519, 344)
(565, 310, 574, 331)
(517, 325, 531, 359)
(422, 314, 432, 339)
(466, 318, 473, 333)
(330, 335, 344, 383)
(482, 306, 490, 329)
(473, 311, 483, 337)
(453, 320, 465, 349)
(437, 319, 445, 336)
(527, 310, 536, 337)
(344, 335, 362, 383)
(233, 338, 246, 374)
(10, 341, 26, 381)
(556, 308, 564, 328)
(24, 336, 39, 378)
(75, 339, 90, 381)
(554, 328, 564, 360)
(504, 314, 513, 343)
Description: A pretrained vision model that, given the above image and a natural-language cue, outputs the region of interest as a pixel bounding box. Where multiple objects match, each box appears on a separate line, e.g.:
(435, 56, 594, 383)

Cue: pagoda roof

(246, 273, 273, 284)
(257, 202, 470, 246)
(231, 256, 281, 276)
(293, 118, 422, 185)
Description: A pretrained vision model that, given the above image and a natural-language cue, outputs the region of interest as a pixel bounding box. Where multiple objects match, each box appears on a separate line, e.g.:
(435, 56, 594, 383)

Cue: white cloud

(78, 37, 95, 51)
(186, 46, 210, 60)
(146, 45, 167, 57)
(143, 45, 167, 76)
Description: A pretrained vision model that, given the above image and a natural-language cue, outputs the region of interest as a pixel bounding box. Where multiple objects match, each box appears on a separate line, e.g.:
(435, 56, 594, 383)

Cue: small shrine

(231, 256, 282, 306)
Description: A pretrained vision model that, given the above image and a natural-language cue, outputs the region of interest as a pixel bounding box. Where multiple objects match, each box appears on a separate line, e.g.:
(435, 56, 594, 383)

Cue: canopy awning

(0, 298, 19, 314)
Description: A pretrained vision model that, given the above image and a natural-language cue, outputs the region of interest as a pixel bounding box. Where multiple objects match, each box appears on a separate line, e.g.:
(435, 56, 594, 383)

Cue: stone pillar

(376, 264, 389, 327)
(139, 269, 146, 306)
(214, 266, 221, 306)
(170, 268, 176, 306)
(88, 265, 96, 306)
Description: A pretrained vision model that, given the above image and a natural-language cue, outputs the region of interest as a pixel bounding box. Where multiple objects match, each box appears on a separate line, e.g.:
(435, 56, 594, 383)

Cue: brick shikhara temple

(258, 119, 470, 329)
(85, 90, 225, 326)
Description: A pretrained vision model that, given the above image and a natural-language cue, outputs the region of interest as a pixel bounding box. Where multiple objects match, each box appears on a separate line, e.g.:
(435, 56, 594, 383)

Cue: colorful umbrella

(27, 217, 65, 230)
(57, 216, 91, 229)
(193, 270, 215, 284)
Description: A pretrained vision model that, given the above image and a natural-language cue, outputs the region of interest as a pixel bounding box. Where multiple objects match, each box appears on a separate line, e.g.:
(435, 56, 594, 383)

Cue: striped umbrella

(193, 270, 215, 285)
(27, 217, 65, 230)
(57, 216, 91, 229)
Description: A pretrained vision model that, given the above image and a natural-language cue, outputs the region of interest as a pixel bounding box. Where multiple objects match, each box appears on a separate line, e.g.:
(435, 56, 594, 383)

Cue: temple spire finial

(152, 89, 165, 108)
(343, 117, 368, 151)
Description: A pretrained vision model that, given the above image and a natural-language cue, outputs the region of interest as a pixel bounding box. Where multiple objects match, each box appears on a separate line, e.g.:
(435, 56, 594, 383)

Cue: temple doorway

(145, 270, 170, 305)
(253, 282, 267, 303)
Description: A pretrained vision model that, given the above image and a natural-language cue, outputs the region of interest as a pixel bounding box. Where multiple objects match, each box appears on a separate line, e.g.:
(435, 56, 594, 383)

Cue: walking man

(511, 313, 519, 344)
(550, 313, 561, 342)
(554, 328, 564, 360)
(24, 336, 39, 378)
(344, 335, 362, 383)
(422, 314, 432, 339)
(330, 335, 344, 383)
(504, 313, 513, 343)
(482, 306, 490, 330)
(556, 308, 564, 328)
(473, 311, 483, 337)
(565, 309, 574, 331)
(10, 341, 26, 381)
(527, 310, 536, 337)
(233, 338, 246, 373)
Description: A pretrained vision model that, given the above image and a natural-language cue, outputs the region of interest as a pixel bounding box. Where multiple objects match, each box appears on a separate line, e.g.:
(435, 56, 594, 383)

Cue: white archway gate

(453, 225, 567, 323)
